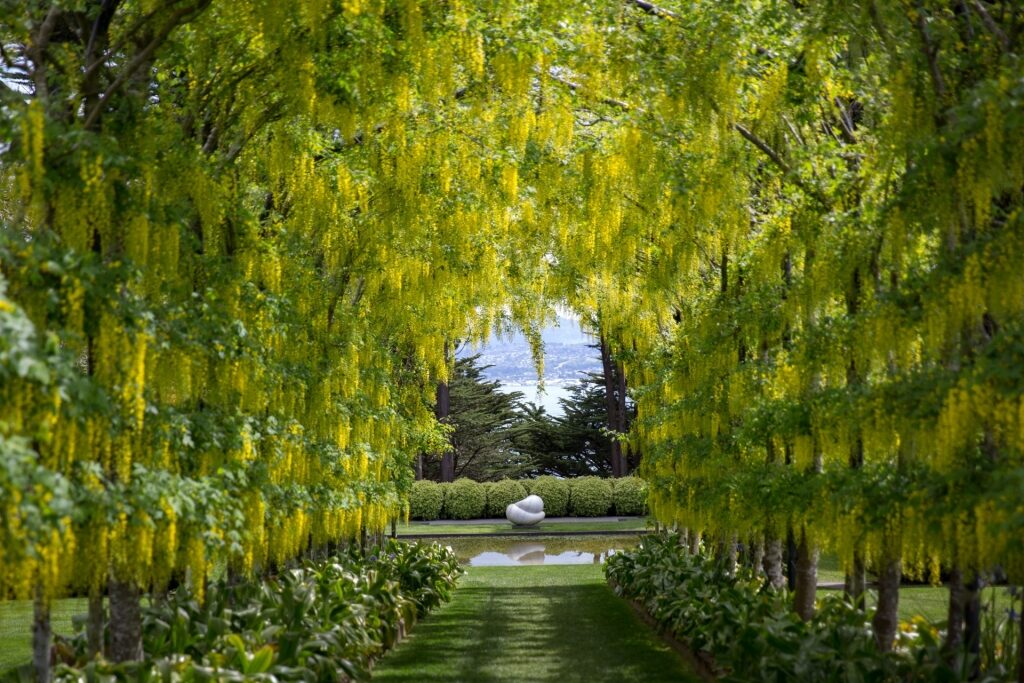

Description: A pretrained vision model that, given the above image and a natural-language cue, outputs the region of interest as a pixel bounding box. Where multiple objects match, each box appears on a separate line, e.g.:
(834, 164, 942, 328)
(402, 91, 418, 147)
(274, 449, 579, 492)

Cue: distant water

(462, 315, 601, 418)
(499, 381, 572, 417)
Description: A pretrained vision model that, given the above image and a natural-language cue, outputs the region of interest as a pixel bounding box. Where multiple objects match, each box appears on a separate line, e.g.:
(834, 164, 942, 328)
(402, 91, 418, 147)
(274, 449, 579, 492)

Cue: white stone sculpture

(506, 494, 545, 526)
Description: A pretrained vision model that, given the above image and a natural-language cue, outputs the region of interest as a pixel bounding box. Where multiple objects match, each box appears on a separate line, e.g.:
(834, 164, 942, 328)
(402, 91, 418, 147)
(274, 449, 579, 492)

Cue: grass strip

(372, 564, 698, 682)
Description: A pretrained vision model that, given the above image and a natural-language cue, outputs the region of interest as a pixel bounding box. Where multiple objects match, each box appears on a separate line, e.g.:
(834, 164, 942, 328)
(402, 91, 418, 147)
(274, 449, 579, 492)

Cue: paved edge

(397, 529, 652, 539)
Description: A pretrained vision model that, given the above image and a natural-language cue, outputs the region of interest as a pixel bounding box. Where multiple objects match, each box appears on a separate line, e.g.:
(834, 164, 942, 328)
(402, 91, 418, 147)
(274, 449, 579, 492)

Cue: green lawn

(0, 598, 86, 674)
(397, 518, 650, 536)
(371, 564, 698, 682)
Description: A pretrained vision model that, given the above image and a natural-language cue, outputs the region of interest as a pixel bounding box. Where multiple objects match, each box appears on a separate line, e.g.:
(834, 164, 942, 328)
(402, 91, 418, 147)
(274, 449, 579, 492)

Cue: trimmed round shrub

(484, 479, 528, 518)
(409, 480, 444, 520)
(568, 476, 613, 517)
(611, 476, 647, 515)
(443, 478, 487, 520)
(526, 476, 569, 516)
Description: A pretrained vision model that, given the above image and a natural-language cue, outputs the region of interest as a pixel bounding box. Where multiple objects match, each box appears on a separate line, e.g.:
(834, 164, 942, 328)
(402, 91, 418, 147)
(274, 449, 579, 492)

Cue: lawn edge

(607, 578, 717, 683)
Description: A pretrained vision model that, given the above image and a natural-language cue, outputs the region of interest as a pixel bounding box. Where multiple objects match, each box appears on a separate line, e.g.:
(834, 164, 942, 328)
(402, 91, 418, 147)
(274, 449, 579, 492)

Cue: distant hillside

(459, 316, 601, 384)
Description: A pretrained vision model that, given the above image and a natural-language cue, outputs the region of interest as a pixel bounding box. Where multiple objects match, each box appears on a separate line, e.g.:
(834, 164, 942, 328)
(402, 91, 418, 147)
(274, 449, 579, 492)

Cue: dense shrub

(484, 479, 528, 517)
(611, 476, 647, 515)
(606, 533, 978, 683)
(53, 540, 461, 682)
(526, 476, 569, 516)
(568, 476, 613, 516)
(409, 480, 445, 520)
(443, 478, 486, 520)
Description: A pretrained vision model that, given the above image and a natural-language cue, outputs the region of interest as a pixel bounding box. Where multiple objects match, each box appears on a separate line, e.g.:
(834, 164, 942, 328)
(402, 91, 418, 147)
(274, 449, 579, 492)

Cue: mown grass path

(372, 564, 698, 682)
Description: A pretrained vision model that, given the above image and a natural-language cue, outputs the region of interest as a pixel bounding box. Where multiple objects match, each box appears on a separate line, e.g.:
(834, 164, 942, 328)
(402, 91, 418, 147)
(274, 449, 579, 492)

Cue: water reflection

(441, 535, 639, 567)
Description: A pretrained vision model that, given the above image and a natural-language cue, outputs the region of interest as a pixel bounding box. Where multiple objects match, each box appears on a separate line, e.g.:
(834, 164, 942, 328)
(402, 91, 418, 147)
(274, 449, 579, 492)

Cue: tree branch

(627, 0, 679, 19)
(733, 123, 830, 208)
(82, 0, 212, 130)
(970, 0, 1010, 51)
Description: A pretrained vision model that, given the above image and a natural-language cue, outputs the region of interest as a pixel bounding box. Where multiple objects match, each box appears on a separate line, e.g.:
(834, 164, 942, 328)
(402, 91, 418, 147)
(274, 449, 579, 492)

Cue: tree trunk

(107, 578, 142, 663)
(688, 530, 701, 555)
(86, 586, 105, 659)
(794, 528, 818, 621)
(32, 585, 51, 683)
(946, 566, 967, 655)
(436, 380, 453, 482)
(964, 572, 982, 679)
(763, 535, 785, 590)
(614, 358, 629, 473)
(599, 336, 625, 477)
(844, 551, 867, 609)
(786, 527, 798, 591)
(1018, 596, 1023, 683)
(748, 537, 764, 575)
(415, 453, 423, 480)
(873, 554, 902, 651)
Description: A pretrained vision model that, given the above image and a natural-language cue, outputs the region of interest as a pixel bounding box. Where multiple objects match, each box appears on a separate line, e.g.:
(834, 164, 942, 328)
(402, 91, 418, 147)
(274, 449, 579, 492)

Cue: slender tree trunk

(614, 358, 629, 473)
(763, 535, 785, 590)
(873, 553, 902, 651)
(794, 528, 818, 621)
(32, 584, 51, 683)
(415, 454, 423, 480)
(726, 536, 737, 577)
(964, 572, 983, 679)
(1017, 598, 1023, 683)
(436, 379, 453, 482)
(107, 578, 142, 663)
(599, 336, 625, 477)
(748, 537, 764, 575)
(86, 586, 105, 659)
(946, 566, 967, 655)
(845, 551, 867, 609)
(688, 530, 701, 555)
(786, 528, 798, 591)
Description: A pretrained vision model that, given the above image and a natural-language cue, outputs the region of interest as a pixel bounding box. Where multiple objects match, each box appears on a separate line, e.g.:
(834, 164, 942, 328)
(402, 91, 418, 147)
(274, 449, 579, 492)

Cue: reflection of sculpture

(504, 542, 547, 564)
(506, 494, 545, 526)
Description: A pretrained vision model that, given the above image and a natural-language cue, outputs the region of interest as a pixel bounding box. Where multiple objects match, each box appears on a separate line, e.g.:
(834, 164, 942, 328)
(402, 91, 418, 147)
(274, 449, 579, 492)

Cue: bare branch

(83, 0, 212, 130)
(914, 4, 948, 104)
(971, 0, 1010, 50)
(546, 69, 631, 110)
(627, 0, 679, 19)
(733, 123, 830, 208)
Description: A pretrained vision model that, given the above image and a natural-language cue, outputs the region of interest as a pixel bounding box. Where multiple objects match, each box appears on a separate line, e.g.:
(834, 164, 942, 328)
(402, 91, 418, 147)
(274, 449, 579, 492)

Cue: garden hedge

(442, 478, 487, 520)
(568, 476, 613, 517)
(484, 479, 528, 517)
(612, 476, 647, 515)
(408, 477, 647, 520)
(409, 480, 445, 520)
(526, 476, 569, 516)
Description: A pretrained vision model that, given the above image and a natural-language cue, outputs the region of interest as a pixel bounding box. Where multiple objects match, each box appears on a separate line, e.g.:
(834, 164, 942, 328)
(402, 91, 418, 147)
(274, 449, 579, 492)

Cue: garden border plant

(408, 477, 647, 520)
(32, 540, 462, 682)
(606, 533, 1018, 683)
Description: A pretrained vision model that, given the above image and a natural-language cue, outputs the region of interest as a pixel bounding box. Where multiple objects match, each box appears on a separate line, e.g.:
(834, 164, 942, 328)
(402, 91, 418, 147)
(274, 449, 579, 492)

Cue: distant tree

(422, 355, 529, 481)
(513, 370, 637, 478)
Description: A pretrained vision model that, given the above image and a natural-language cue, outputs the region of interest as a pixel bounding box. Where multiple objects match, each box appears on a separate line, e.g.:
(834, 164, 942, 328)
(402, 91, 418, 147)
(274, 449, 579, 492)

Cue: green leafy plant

(52, 540, 461, 682)
(526, 476, 569, 516)
(409, 480, 445, 520)
(611, 477, 647, 516)
(568, 477, 612, 517)
(606, 533, 991, 683)
(484, 479, 528, 518)
(442, 478, 486, 520)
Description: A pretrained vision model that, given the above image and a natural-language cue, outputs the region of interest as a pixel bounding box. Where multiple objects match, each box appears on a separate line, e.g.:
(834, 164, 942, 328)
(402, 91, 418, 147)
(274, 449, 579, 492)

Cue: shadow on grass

(373, 580, 696, 682)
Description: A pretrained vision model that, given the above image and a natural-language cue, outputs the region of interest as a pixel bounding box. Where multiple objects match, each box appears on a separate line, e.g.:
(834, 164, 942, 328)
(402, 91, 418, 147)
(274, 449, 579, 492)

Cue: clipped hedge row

(408, 476, 647, 520)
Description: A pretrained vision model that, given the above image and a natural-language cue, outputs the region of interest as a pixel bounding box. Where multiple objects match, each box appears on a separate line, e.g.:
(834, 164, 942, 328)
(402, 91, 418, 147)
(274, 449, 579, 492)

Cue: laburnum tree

(1, 0, 1023, 680)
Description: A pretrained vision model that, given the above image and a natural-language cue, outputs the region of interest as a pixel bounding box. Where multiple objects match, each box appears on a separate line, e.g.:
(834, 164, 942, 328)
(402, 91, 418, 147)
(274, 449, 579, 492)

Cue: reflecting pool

(436, 535, 642, 567)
